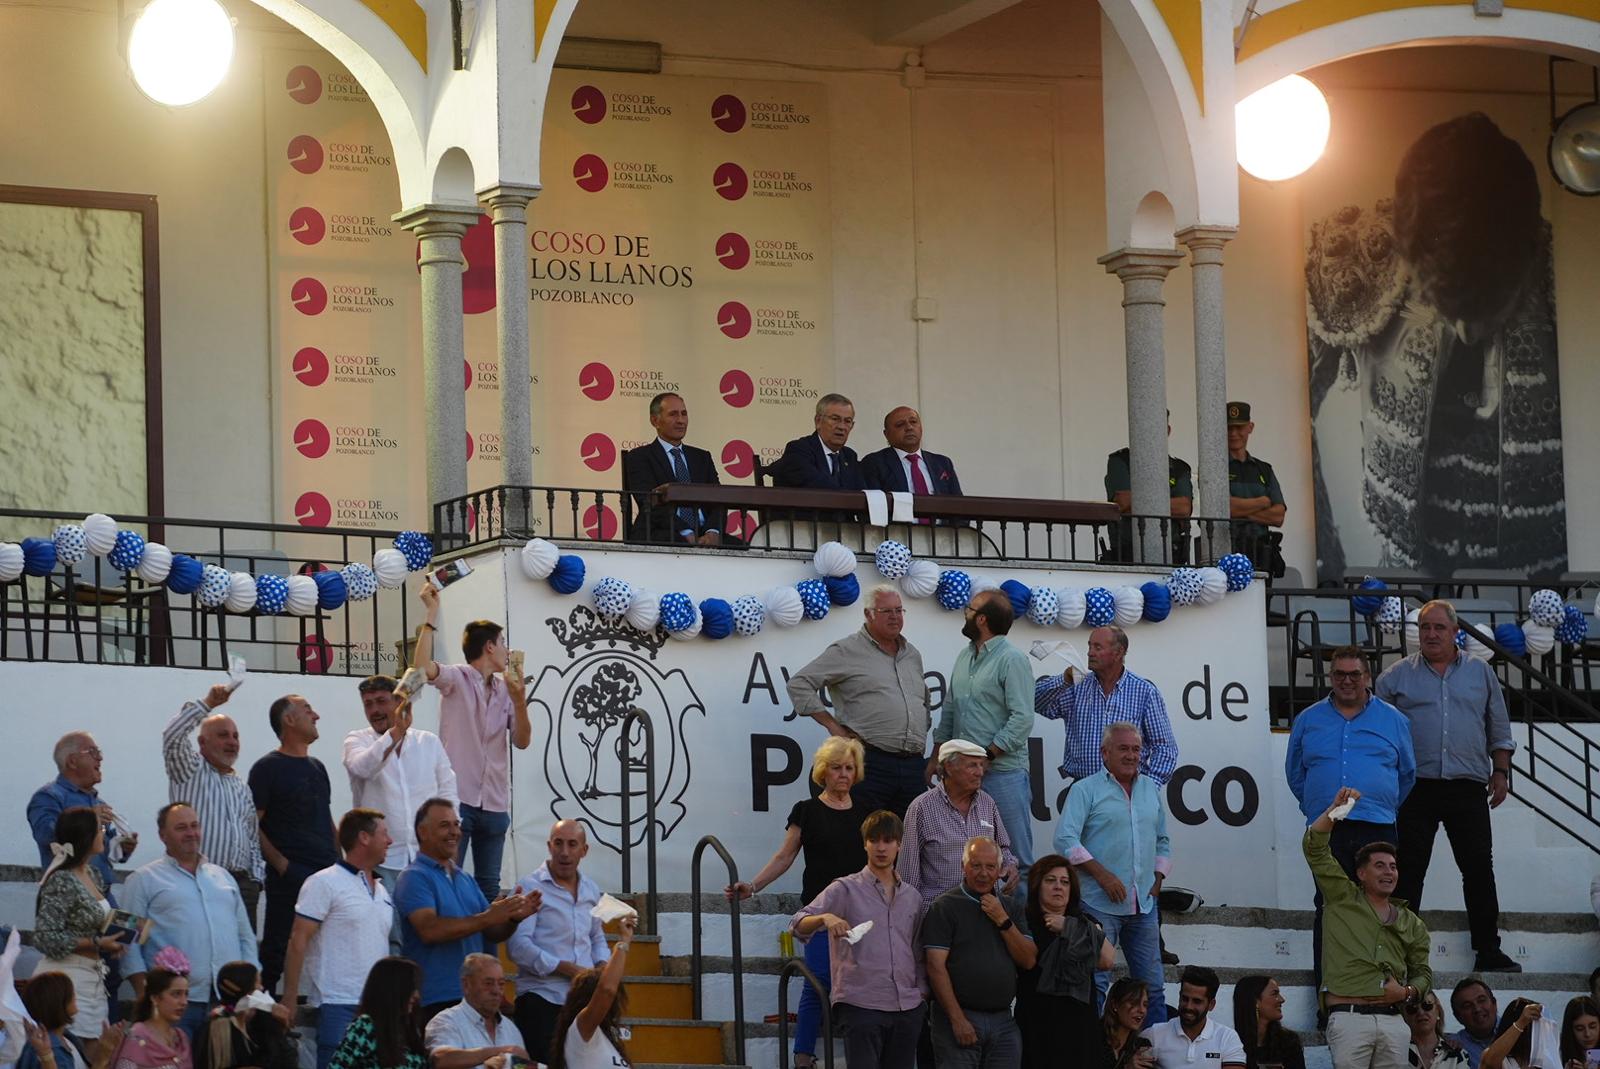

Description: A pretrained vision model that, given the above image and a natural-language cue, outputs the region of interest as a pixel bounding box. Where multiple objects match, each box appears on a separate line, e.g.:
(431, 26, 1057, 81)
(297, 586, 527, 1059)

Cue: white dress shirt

(343, 727, 458, 869)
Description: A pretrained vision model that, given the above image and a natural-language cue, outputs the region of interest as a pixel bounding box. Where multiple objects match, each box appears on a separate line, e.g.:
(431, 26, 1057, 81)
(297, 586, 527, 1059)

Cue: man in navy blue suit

(860, 406, 965, 500)
(620, 392, 735, 545)
(770, 393, 867, 491)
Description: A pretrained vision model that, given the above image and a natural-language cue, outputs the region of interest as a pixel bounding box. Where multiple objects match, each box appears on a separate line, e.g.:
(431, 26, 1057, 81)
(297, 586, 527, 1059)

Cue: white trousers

(1327, 1010, 1411, 1069)
(36, 954, 107, 1042)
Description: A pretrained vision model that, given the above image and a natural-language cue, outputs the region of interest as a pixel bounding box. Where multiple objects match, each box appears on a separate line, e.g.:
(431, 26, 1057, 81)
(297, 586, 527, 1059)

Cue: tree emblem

(570, 661, 643, 800)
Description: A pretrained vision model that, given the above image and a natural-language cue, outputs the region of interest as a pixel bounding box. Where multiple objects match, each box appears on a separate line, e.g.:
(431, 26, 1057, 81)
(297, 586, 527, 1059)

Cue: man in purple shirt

(415, 581, 532, 900)
(793, 810, 926, 1069)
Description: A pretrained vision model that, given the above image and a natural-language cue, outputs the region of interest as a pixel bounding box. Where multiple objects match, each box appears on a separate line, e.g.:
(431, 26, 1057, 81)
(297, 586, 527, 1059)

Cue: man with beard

(1143, 966, 1246, 1069)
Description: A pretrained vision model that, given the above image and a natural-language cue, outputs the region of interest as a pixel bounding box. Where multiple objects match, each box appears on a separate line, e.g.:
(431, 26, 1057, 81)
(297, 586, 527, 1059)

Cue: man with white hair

(424, 953, 529, 1068)
(901, 740, 1018, 906)
(787, 584, 931, 817)
(1055, 721, 1173, 1022)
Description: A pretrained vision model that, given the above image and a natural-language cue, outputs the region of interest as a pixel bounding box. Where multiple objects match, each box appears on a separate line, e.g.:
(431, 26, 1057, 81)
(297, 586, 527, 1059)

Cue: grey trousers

(929, 1003, 1021, 1069)
(838, 1002, 926, 1069)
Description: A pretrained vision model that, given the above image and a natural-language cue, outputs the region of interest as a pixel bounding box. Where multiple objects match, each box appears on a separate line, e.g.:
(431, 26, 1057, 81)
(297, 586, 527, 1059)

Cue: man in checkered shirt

(900, 739, 1019, 905)
(1033, 625, 1178, 786)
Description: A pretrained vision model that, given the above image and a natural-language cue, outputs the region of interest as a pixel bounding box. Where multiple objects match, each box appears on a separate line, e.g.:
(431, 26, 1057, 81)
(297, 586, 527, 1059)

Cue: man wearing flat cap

(1226, 401, 1287, 575)
(900, 739, 1019, 907)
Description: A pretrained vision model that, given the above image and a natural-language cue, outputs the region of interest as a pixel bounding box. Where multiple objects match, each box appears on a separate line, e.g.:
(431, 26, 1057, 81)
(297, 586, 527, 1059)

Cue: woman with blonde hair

(725, 736, 867, 1069)
(1404, 990, 1469, 1069)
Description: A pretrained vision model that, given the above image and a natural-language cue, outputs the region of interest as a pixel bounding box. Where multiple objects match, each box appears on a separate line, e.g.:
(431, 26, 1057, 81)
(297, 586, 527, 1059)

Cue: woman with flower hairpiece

(110, 948, 193, 1069)
(33, 808, 125, 1042)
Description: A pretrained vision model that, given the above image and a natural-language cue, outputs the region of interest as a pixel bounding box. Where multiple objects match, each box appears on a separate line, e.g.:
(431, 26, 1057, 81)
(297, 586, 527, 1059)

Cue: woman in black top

(1233, 976, 1306, 1069)
(726, 737, 868, 1069)
(1016, 854, 1113, 1068)
(1095, 978, 1156, 1069)
(198, 962, 296, 1069)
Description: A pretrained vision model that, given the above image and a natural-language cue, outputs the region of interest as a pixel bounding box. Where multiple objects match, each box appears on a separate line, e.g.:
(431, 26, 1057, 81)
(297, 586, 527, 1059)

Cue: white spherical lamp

(1236, 74, 1331, 182)
(128, 0, 235, 107)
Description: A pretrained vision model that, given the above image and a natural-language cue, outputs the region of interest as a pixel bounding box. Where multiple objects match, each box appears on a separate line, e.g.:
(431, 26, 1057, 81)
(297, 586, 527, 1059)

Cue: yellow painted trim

(357, 0, 427, 72)
(1153, 0, 1206, 114)
(1239, 0, 1600, 62)
(535, 0, 559, 58)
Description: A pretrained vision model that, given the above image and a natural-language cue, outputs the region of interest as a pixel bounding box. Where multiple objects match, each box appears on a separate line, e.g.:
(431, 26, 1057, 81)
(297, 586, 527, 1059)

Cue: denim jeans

(457, 803, 511, 901)
(1083, 905, 1166, 1024)
(316, 1003, 360, 1069)
(929, 1004, 1021, 1069)
(178, 1002, 210, 1047)
(980, 768, 1035, 884)
(794, 928, 832, 1057)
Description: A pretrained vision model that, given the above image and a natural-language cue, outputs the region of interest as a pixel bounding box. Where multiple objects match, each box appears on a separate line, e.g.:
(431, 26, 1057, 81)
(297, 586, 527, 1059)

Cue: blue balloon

(699, 598, 734, 640)
(1000, 580, 1031, 619)
(254, 573, 288, 613)
(312, 569, 348, 610)
(547, 555, 586, 595)
(1140, 581, 1172, 623)
(1556, 605, 1589, 647)
(1351, 577, 1388, 617)
(824, 574, 860, 607)
(796, 579, 831, 621)
(21, 537, 57, 577)
(660, 592, 697, 632)
(936, 570, 972, 612)
(394, 531, 434, 571)
(1217, 553, 1255, 593)
(1084, 587, 1116, 628)
(1493, 622, 1526, 659)
(166, 554, 204, 595)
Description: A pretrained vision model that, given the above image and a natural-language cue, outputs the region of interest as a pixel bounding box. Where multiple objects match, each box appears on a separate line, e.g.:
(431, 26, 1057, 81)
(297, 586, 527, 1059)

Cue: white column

(1178, 226, 1236, 555)
(394, 204, 480, 530)
(1099, 247, 1185, 563)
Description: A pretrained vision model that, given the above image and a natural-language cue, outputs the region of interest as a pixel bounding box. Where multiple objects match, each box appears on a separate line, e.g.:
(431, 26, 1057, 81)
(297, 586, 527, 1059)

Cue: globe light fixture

(1235, 74, 1331, 182)
(127, 0, 235, 107)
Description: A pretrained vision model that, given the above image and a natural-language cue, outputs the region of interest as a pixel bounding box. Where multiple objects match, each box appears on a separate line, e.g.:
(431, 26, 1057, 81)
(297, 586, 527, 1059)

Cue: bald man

(507, 820, 611, 1058)
(163, 684, 265, 925)
(861, 405, 966, 502)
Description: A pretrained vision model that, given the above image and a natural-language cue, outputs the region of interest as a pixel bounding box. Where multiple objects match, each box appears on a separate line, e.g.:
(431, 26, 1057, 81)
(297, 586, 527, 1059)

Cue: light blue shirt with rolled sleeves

(120, 854, 257, 1000)
(1375, 651, 1515, 782)
(506, 862, 610, 1004)
(1053, 770, 1172, 917)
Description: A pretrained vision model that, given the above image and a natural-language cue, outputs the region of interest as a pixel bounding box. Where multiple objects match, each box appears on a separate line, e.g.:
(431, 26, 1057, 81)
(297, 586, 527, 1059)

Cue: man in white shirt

(424, 953, 529, 1068)
(1143, 966, 1248, 1069)
(507, 821, 610, 1061)
(274, 808, 396, 1069)
(343, 675, 458, 886)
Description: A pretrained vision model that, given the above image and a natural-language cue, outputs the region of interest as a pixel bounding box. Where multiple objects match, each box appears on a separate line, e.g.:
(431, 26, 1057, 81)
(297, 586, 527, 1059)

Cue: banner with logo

(265, 53, 833, 546)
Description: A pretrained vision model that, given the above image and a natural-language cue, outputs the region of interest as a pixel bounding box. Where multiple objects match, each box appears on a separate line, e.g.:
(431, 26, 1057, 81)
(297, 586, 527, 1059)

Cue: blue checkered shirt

(1034, 669, 1178, 784)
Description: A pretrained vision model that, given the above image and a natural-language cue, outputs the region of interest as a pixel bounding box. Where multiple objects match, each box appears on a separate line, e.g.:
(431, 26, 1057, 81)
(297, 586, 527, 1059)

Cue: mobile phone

(1584, 1051, 1600, 1068)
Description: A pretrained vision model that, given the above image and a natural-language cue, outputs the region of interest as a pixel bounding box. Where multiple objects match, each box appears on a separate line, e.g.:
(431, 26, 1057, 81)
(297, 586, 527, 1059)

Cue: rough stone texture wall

(0, 202, 146, 542)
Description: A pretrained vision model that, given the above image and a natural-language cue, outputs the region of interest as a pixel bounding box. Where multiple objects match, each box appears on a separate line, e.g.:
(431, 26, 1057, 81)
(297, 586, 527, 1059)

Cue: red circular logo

(580, 432, 617, 472)
(717, 301, 752, 339)
(291, 278, 328, 316)
(713, 162, 748, 201)
(578, 362, 615, 400)
(720, 369, 754, 407)
(571, 85, 607, 124)
(711, 94, 747, 133)
(721, 439, 755, 478)
(466, 430, 475, 462)
(297, 633, 334, 674)
(292, 347, 329, 387)
(724, 510, 757, 539)
(464, 360, 473, 390)
(715, 232, 750, 269)
(293, 418, 331, 458)
(573, 154, 609, 192)
(582, 504, 619, 541)
(289, 207, 326, 246)
(460, 214, 497, 315)
(286, 65, 321, 104)
(287, 135, 324, 174)
(294, 491, 332, 527)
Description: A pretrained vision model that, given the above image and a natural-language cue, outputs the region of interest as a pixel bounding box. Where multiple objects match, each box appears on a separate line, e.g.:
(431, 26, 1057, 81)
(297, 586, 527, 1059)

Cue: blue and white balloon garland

(0, 513, 435, 617)
(1348, 579, 1590, 661)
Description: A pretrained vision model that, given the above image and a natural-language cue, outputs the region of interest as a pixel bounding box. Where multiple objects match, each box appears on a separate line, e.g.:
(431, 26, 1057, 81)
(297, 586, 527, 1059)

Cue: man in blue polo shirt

(1286, 644, 1416, 991)
(395, 798, 539, 1021)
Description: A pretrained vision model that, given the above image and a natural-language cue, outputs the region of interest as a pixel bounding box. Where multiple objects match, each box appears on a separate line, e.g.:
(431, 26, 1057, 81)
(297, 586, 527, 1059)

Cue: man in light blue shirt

(507, 820, 610, 1060)
(1286, 645, 1416, 992)
(120, 803, 256, 1041)
(931, 590, 1037, 884)
(1055, 721, 1171, 1023)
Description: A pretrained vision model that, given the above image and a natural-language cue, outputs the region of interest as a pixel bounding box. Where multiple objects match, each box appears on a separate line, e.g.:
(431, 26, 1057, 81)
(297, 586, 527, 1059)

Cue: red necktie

(906, 454, 932, 524)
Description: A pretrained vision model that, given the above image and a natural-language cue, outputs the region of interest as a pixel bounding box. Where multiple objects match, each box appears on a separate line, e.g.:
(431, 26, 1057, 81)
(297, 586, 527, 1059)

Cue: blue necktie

(828, 452, 839, 484)
(670, 448, 698, 534)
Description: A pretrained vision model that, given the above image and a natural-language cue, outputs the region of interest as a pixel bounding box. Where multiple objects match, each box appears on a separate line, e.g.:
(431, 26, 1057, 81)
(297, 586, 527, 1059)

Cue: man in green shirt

(1306, 786, 1431, 1069)
(930, 589, 1037, 887)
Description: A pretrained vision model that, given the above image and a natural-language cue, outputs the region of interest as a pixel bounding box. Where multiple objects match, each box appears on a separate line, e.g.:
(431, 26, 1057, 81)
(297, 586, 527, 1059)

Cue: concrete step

(621, 1017, 728, 1065)
(608, 932, 665, 976)
(624, 974, 695, 1019)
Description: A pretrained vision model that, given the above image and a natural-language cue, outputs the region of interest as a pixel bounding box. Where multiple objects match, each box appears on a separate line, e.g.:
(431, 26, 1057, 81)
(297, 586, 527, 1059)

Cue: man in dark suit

(860, 406, 965, 499)
(769, 392, 866, 491)
(620, 392, 731, 545)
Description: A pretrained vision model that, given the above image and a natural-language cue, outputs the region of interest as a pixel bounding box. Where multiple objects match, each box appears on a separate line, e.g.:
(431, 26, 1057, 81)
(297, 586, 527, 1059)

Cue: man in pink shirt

(415, 581, 532, 899)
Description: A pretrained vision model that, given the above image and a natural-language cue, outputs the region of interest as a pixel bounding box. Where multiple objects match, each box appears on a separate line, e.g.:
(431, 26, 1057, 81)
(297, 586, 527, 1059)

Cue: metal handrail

(617, 706, 659, 936)
(689, 835, 744, 1065)
(777, 957, 834, 1069)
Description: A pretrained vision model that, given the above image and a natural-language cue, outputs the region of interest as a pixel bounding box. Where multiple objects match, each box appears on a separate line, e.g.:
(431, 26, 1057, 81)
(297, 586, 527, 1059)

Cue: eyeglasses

(963, 606, 978, 616)
(870, 608, 905, 616)
(1330, 670, 1366, 682)
(821, 415, 855, 427)
(77, 748, 104, 760)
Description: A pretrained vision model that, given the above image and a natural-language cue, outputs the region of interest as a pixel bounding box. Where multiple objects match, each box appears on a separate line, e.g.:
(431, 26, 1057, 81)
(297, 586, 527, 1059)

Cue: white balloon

(136, 542, 174, 585)
(624, 589, 661, 632)
(373, 549, 409, 589)
(0, 543, 22, 582)
(667, 612, 703, 641)
(224, 572, 257, 614)
(1195, 568, 1228, 606)
(1056, 589, 1086, 629)
(970, 573, 999, 596)
(1460, 625, 1492, 662)
(520, 538, 560, 580)
(83, 513, 119, 556)
(813, 541, 857, 578)
(285, 574, 319, 616)
(764, 586, 805, 628)
(900, 559, 941, 599)
(1113, 586, 1144, 629)
(1522, 620, 1556, 656)
(196, 564, 231, 609)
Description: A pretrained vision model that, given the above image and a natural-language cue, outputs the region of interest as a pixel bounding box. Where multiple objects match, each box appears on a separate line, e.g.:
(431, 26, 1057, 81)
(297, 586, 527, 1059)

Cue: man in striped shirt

(162, 683, 265, 928)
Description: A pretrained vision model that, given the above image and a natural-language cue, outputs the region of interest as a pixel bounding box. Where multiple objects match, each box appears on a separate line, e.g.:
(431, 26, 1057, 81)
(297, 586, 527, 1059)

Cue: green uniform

(1103, 448, 1193, 563)
(1229, 451, 1284, 568)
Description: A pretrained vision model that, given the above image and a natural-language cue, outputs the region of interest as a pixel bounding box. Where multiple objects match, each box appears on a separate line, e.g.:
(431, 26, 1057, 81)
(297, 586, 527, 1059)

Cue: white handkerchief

(1328, 797, 1357, 821)
(1030, 640, 1087, 675)
(890, 492, 915, 524)
(591, 893, 639, 923)
(863, 490, 890, 528)
(226, 653, 248, 692)
(844, 920, 874, 945)
(0, 928, 34, 1023)
(395, 666, 427, 701)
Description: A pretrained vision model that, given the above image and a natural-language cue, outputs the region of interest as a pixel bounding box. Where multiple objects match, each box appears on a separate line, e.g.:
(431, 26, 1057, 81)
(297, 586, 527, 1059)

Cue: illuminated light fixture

(1235, 74, 1331, 182)
(127, 0, 235, 107)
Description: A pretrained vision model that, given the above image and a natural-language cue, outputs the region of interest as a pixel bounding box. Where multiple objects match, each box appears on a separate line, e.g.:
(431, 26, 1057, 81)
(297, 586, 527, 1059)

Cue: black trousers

(1396, 777, 1502, 952)
(513, 992, 564, 1064)
(854, 748, 929, 820)
(1312, 818, 1397, 989)
(260, 865, 311, 992)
